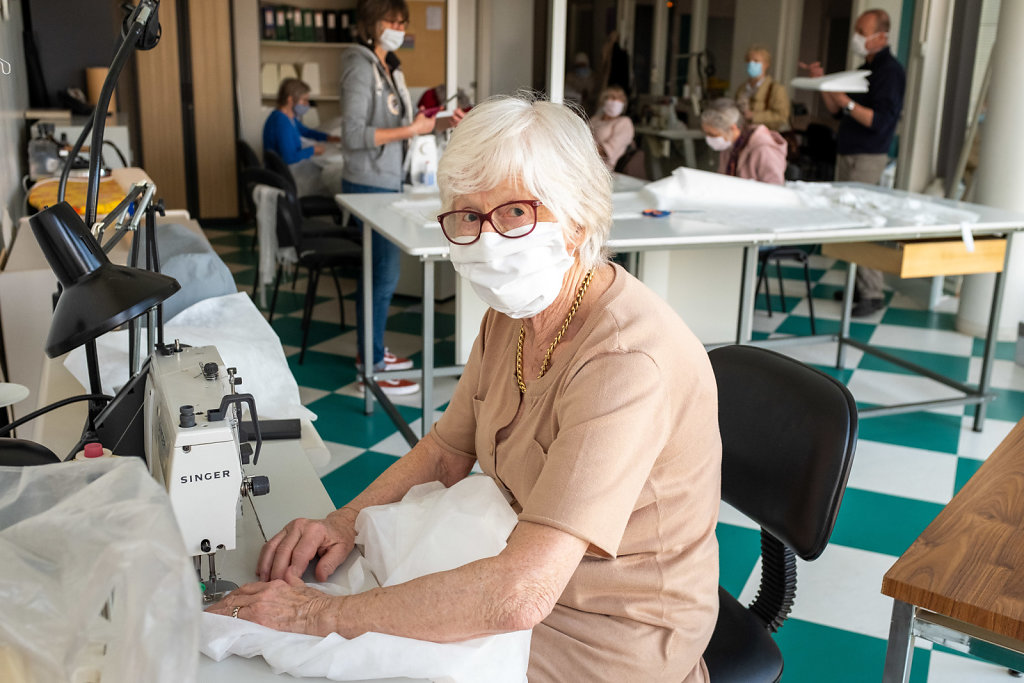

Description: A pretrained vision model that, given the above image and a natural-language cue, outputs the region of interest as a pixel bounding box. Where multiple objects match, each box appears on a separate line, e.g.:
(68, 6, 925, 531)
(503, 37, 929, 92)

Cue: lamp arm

(57, 119, 93, 204)
(85, 16, 147, 227)
(0, 394, 113, 438)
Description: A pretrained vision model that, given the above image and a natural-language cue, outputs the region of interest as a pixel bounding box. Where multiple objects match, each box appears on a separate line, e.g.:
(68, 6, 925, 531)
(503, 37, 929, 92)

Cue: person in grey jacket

(340, 0, 436, 395)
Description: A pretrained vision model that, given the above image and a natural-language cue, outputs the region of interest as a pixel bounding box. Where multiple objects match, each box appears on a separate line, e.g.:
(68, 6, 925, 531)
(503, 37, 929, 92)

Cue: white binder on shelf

(260, 63, 279, 97)
(299, 63, 321, 96)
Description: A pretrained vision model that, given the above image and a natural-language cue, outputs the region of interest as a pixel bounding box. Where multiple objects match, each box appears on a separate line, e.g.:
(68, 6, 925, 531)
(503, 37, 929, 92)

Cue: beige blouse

(431, 264, 721, 682)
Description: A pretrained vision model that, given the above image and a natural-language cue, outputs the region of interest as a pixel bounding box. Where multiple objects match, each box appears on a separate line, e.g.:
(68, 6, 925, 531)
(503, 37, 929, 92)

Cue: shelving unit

(260, 34, 355, 122)
(261, 40, 351, 49)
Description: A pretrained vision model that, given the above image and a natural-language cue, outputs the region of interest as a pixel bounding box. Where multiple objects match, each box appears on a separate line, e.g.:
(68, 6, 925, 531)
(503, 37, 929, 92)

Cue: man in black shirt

(800, 9, 906, 316)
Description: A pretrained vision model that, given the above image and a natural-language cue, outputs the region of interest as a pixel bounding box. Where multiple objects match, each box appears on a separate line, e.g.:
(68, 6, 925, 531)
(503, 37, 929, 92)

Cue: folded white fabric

(200, 476, 530, 682)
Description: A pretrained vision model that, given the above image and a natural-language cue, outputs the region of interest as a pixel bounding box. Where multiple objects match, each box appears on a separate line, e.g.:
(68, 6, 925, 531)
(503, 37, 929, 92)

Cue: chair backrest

(239, 166, 303, 251)
(237, 139, 261, 171)
(236, 140, 262, 218)
(263, 149, 298, 193)
(709, 345, 857, 561)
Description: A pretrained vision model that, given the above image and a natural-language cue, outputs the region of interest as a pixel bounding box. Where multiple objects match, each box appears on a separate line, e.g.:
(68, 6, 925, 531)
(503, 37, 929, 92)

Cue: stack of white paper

(790, 69, 871, 93)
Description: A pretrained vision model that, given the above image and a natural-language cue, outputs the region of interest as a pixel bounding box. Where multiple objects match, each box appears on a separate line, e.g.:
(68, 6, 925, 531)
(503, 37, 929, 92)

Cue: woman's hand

(313, 142, 326, 156)
(410, 110, 437, 136)
(257, 507, 358, 582)
(327, 134, 341, 143)
(205, 574, 340, 637)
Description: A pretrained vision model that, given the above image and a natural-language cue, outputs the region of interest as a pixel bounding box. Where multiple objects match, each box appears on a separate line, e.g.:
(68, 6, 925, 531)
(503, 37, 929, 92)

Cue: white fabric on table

(64, 292, 315, 423)
(200, 476, 530, 682)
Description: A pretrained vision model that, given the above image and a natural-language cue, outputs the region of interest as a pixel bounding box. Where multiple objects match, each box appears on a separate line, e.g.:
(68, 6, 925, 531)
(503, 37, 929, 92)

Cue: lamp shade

(29, 201, 180, 358)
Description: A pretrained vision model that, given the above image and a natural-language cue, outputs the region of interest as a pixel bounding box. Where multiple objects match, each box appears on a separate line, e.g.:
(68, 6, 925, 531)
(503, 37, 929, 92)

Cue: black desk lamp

(30, 202, 180, 358)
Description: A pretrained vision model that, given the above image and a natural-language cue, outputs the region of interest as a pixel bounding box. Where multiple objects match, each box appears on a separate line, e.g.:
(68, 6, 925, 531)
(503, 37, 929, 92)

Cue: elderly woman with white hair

(702, 97, 788, 185)
(209, 94, 722, 683)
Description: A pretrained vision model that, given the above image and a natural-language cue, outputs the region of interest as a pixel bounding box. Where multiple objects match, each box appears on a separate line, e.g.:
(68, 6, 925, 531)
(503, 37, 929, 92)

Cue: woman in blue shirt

(263, 78, 340, 164)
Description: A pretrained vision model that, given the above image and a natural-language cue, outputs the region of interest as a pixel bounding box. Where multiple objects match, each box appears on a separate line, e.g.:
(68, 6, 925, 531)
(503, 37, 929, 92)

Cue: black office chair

(755, 247, 817, 334)
(703, 345, 858, 682)
(242, 167, 361, 364)
(237, 140, 263, 250)
(0, 438, 61, 466)
(263, 149, 346, 226)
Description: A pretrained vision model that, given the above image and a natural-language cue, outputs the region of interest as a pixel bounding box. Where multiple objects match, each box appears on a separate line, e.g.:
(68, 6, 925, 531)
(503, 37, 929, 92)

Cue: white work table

(338, 182, 1024, 444)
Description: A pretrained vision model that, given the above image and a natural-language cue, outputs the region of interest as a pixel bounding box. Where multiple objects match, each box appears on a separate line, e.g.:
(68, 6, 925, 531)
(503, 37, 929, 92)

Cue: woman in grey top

(340, 0, 435, 395)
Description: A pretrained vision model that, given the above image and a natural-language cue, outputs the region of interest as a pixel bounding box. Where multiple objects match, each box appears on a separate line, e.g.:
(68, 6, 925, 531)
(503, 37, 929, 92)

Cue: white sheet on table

(391, 198, 443, 228)
(790, 182, 981, 228)
(200, 476, 530, 683)
(635, 167, 861, 232)
(63, 292, 316, 424)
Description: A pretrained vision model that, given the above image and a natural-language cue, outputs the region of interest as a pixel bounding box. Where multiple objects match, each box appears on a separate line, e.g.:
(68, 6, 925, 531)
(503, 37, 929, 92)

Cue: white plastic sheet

(200, 475, 530, 682)
(0, 458, 200, 683)
(790, 181, 981, 228)
(639, 167, 862, 231)
(64, 292, 315, 424)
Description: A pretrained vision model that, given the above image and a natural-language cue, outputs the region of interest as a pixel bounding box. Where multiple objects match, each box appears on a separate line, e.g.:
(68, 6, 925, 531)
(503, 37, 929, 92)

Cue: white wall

(728, 0, 802, 102)
(0, 0, 29, 253)
(475, 0, 533, 98)
(894, 0, 953, 193)
(232, 0, 264, 158)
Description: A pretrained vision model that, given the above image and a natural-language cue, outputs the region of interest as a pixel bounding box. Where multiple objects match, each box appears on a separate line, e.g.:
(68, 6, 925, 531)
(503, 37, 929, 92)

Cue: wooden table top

(882, 416, 1024, 641)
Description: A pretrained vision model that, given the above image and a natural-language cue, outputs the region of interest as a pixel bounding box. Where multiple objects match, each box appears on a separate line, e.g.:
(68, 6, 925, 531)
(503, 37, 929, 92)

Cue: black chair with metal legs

(702, 345, 858, 682)
(263, 149, 349, 228)
(241, 167, 361, 364)
(756, 247, 817, 334)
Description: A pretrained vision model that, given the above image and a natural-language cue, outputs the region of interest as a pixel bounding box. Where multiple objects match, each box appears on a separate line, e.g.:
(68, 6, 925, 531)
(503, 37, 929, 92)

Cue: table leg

(683, 139, 696, 168)
(883, 600, 916, 683)
(362, 221, 374, 416)
(421, 258, 435, 438)
(974, 231, 1014, 432)
(736, 246, 757, 344)
(837, 263, 856, 369)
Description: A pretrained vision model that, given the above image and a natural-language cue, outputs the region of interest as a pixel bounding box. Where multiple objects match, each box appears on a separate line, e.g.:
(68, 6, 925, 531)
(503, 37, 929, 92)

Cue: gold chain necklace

(516, 269, 595, 394)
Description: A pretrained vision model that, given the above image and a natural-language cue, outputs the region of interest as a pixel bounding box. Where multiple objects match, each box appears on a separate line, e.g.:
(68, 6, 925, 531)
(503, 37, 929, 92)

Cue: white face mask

(705, 135, 733, 152)
(379, 27, 405, 52)
(603, 100, 625, 117)
(448, 222, 575, 319)
(851, 32, 870, 58)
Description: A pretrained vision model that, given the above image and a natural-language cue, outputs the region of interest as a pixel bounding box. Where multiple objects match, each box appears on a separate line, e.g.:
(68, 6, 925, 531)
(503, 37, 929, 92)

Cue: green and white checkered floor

(208, 225, 1024, 682)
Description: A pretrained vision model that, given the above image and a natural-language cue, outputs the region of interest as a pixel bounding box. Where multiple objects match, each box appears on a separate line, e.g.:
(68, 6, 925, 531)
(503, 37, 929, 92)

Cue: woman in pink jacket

(700, 98, 787, 185)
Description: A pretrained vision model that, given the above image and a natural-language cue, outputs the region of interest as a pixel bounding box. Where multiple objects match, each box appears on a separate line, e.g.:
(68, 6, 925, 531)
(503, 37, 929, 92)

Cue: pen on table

(642, 209, 705, 217)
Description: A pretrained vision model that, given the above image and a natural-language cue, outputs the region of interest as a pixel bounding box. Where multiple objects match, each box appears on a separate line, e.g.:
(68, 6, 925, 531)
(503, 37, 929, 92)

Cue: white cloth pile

(201, 476, 531, 682)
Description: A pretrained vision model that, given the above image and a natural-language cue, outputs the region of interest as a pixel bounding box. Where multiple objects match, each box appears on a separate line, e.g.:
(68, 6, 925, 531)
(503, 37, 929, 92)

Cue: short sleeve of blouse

(518, 350, 670, 557)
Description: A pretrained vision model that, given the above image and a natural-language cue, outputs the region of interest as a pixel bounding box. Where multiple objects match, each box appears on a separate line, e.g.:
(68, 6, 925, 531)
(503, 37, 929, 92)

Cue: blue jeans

(343, 179, 402, 367)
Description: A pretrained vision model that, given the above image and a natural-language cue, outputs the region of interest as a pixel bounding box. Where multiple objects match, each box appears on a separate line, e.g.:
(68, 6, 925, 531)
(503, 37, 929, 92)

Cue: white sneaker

(358, 378, 421, 396)
(382, 348, 413, 371)
(356, 348, 414, 372)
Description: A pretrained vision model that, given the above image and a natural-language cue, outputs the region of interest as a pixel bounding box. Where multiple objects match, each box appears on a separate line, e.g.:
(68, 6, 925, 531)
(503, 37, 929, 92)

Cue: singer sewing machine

(144, 343, 269, 602)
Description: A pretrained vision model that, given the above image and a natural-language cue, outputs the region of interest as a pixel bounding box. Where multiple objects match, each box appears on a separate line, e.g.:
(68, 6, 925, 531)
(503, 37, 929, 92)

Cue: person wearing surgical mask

(733, 45, 791, 131)
(589, 86, 635, 170)
(701, 98, 787, 185)
(262, 78, 340, 165)
(219, 94, 722, 683)
(338, 0, 465, 394)
(798, 8, 906, 317)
